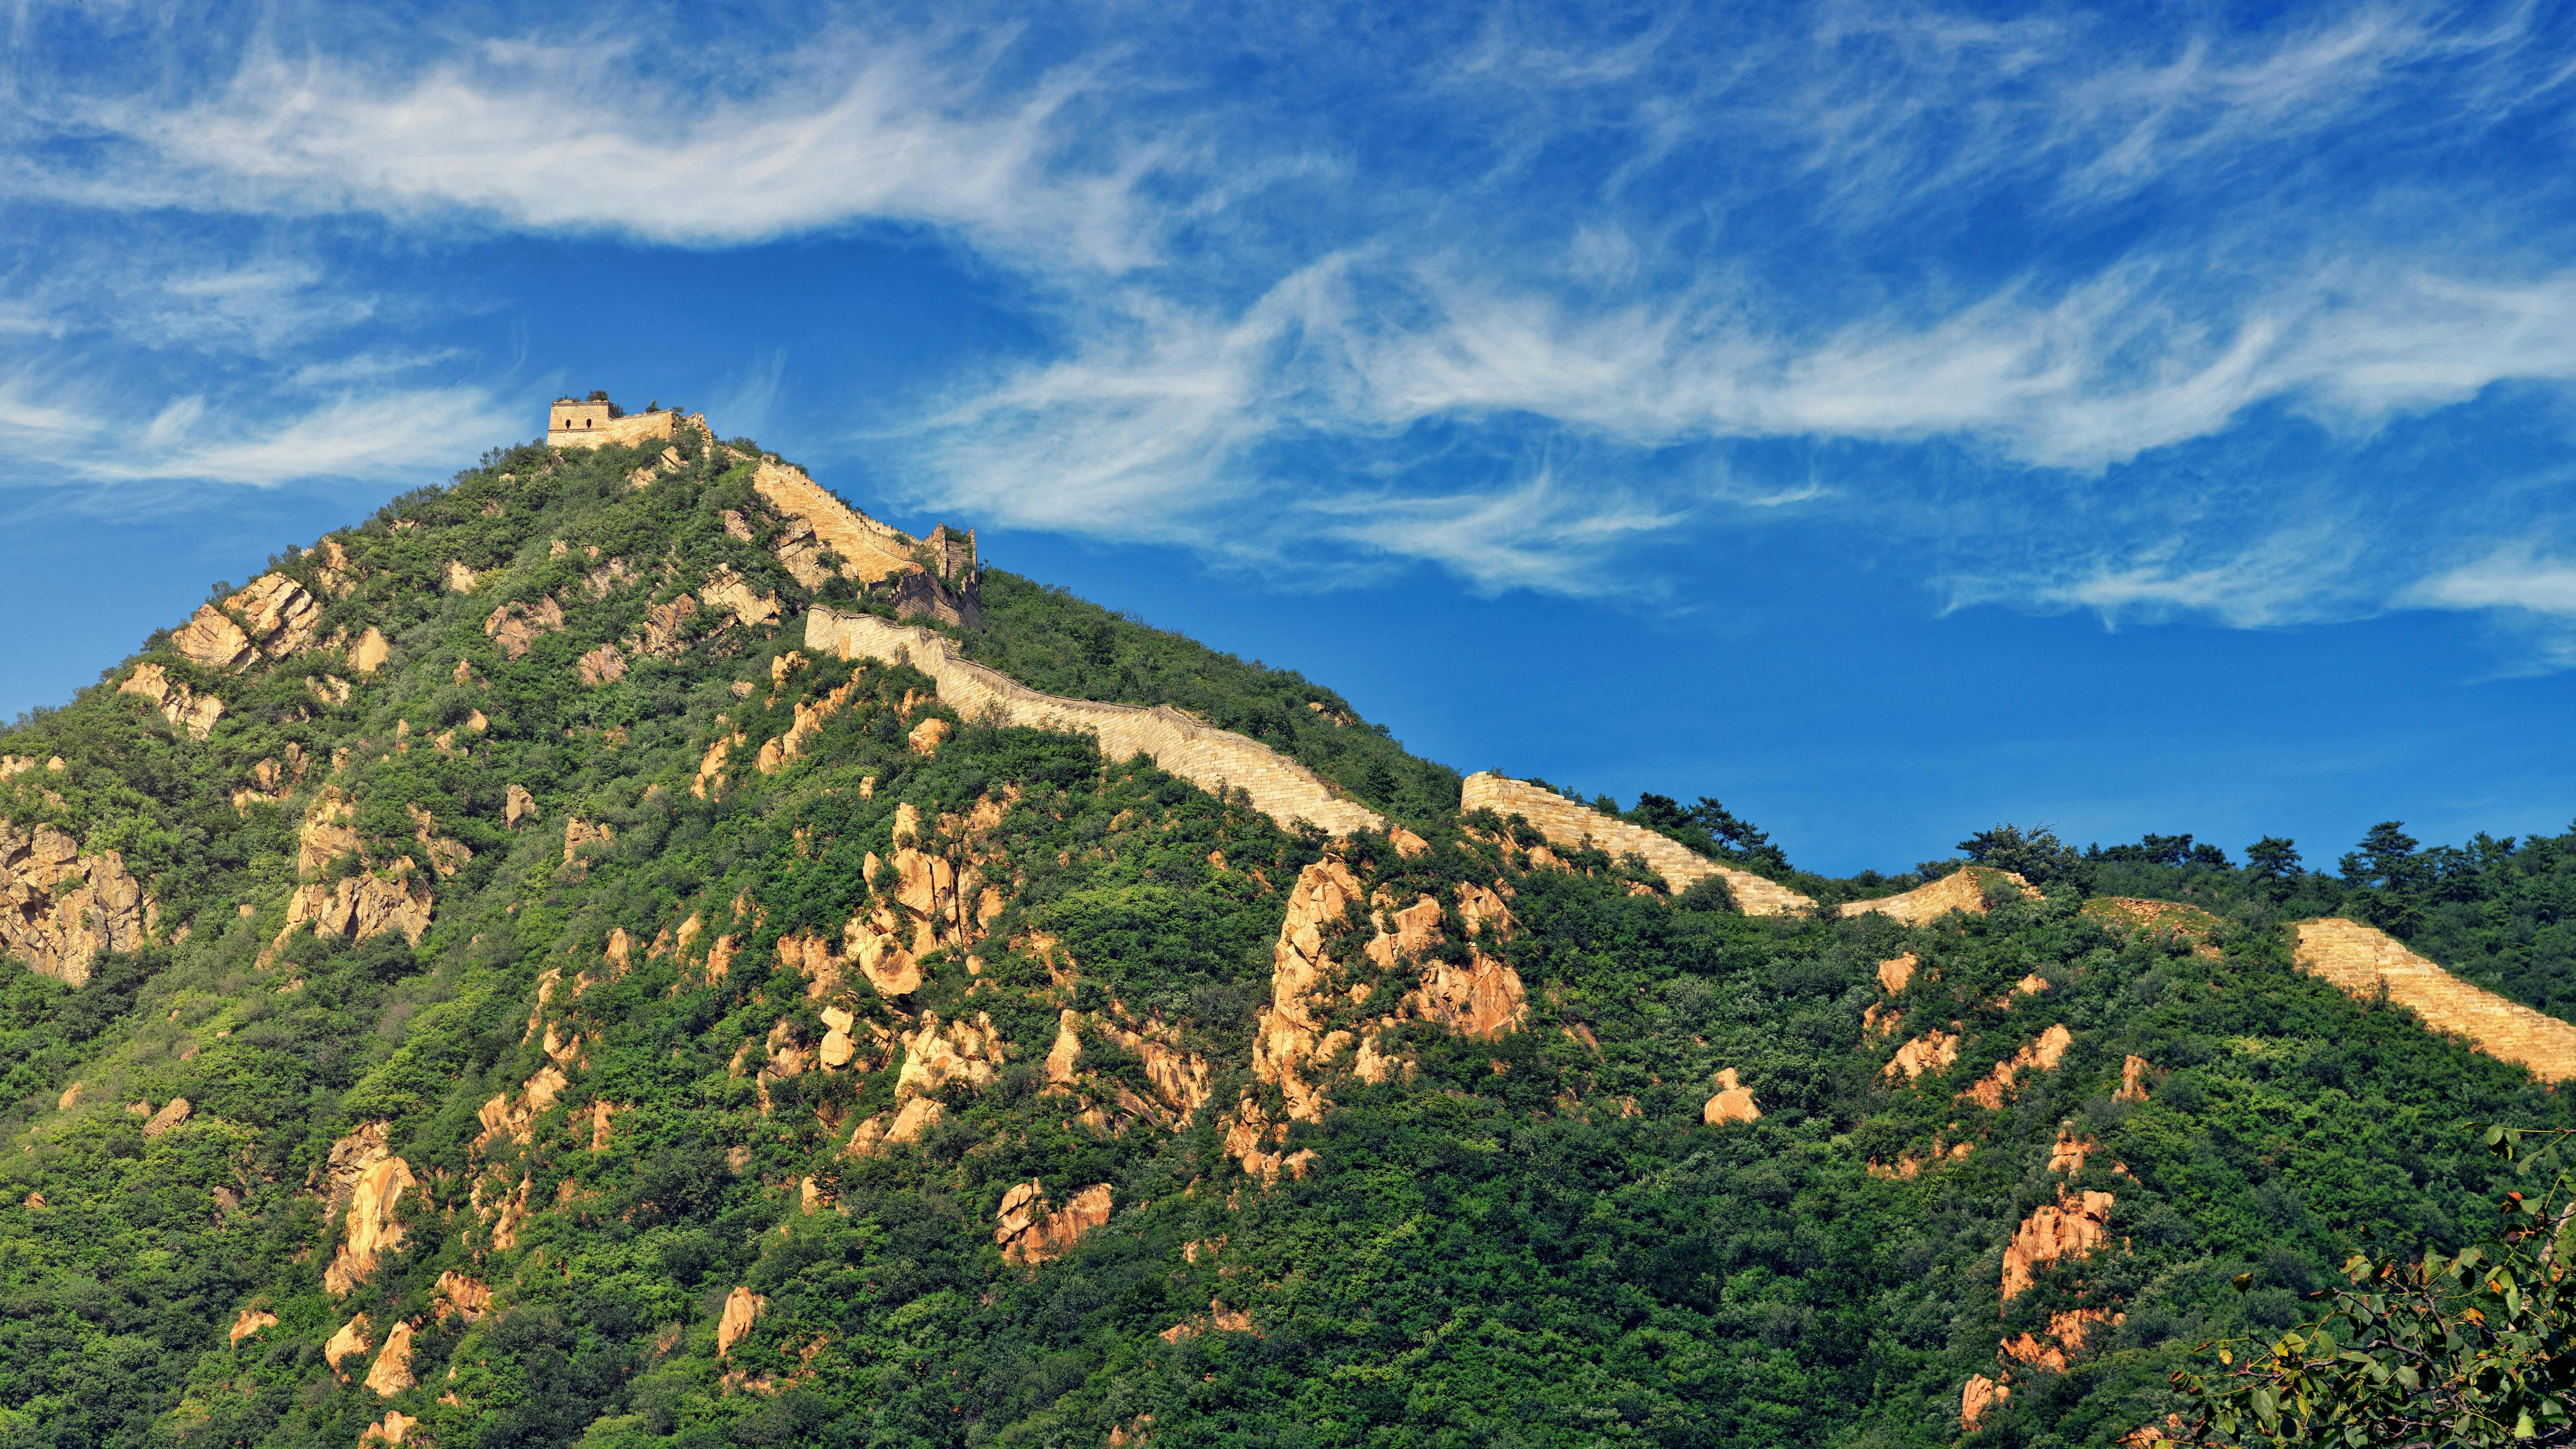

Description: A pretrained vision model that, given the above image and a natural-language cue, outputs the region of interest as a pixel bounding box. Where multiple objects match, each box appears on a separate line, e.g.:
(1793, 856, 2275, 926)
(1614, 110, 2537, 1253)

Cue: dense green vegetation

(1, 428, 2570, 1449)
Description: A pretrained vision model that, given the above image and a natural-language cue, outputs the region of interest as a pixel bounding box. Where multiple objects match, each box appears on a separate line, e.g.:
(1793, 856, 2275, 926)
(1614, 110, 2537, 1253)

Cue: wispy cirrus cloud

(7, 0, 2576, 655)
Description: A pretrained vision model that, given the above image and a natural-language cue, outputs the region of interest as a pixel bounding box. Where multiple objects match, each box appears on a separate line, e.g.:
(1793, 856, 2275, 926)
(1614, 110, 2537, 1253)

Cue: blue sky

(5, 0, 2575, 875)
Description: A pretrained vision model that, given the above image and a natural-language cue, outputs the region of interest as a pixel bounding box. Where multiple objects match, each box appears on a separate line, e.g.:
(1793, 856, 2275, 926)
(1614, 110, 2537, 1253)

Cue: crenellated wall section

(2293, 917, 2576, 1083)
(1458, 773, 1815, 915)
(805, 609, 1388, 838)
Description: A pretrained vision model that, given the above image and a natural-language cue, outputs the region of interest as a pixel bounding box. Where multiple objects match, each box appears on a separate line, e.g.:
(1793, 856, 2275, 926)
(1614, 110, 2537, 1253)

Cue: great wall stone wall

(805, 609, 1388, 838)
(1457, 774, 1815, 914)
(547, 402, 683, 451)
(2293, 918, 2576, 1083)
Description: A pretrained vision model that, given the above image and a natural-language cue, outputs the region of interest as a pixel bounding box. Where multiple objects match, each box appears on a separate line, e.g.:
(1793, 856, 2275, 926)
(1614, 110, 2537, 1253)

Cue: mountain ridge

(0, 409, 2570, 1449)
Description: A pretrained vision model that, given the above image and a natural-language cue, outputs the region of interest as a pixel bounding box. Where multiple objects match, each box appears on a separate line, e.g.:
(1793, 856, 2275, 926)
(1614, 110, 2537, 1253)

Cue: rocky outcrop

(0, 820, 152, 987)
(993, 1181, 1113, 1265)
(506, 784, 538, 826)
(2000, 1306, 2120, 1373)
(363, 1321, 416, 1395)
(485, 596, 565, 658)
(1959, 1023, 2072, 1110)
(171, 574, 322, 668)
(349, 626, 390, 674)
(2001, 1189, 2115, 1305)
(702, 567, 781, 629)
(2293, 918, 2576, 1082)
(120, 663, 225, 738)
(1961, 1374, 2006, 1431)
(324, 1155, 416, 1295)
(1702, 1068, 1761, 1124)
(716, 1286, 765, 1357)
(433, 1271, 492, 1322)
(228, 1307, 277, 1345)
(1877, 953, 1917, 993)
(324, 1315, 371, 1373)
(575, 644, 627, 686)
(808, 609, 1386, 837)
(1883, 1030, 1959, 1082)
(1044, 1007, 1215, 1135)
(359, 1412, 418, 1447)
(142, 1097, 191, 1136)
(1839, 868, 2035, 925)
(563, 818, 614, 871)
(280, 871, 433, 950)
(893, 1011, 1005, 1100)
(1458, 775, 1814, 913)
(2115, 1054, 2153, 1101)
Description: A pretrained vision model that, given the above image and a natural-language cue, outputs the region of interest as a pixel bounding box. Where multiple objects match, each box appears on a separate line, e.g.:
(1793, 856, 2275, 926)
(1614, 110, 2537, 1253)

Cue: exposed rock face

(433, 1270, 492, 1321)
(319, 1122, 392, 1210)
(120, 663, 225, 739)
(894, 1012, 1005, 1100)
(1839, 868, 2037, 925)
(359, 1412, 417, 1447)
(1959, 1023, 2072, 1110)
(442, 560, 479, 592)
(635, 593, 699, 658)
(0, 820, 152, 987)
(324, 1155, 417, 1295)
(2001, 1306, 2120, 1372)
(1883, 1030, 1960, 1082)
(281, 872, 433, 949)
(758, 676, 860, 775)
(364, 1320, 416, 1395)
(1458, 774, 1814, 913)
(2000, 1189, 2115, 1305)
(2293, 917, 2576, 1081)
(1044, 1006, 1215, 1134)
(170, 605, 255, 670)
(702, 568, 781, 628)
(993, 1181, 1113, 1265)
(716, 1286, 765, 1358)
(505, 784, 537, 826)
(2115, 1054, 2153, 1102)
(563, 818, 614, 869)
(229, 1307, 278, 1345)
(142, 1097, 191, 1136)
(1702, 1068, 1761, 1124)
(475, 1063, 571, 1152)
(228, 574, 322, 659)
(575, 644, 627, 686)
(1961, 1374, 2007, 1431)
(485, 595, 565, 658)
(808, 609, 1387, 837)
(907, 717, 951, 755)
(349, 626, 390, 674)
(324, 1315, 372, 1372)
(1877, 953, 1917, 993)
(1250, 859, 1528, 1133)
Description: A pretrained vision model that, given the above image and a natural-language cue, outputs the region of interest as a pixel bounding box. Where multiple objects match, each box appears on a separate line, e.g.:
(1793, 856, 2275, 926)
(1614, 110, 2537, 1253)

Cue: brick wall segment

(1457, 774, 1814, 914)
(2293, 917, 2576, 1083)
(805, 609, 1388, 838)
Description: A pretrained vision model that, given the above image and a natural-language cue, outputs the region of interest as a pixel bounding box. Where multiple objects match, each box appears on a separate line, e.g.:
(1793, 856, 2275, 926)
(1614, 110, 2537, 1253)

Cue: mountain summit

(2, 404, 2571, 1448)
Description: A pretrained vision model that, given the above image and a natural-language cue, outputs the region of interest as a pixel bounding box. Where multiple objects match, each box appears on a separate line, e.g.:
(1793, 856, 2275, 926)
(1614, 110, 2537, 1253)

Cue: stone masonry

(1458, 774, 1814, 915)
(805, 609, 1387, 838)
(2293, 917, 2576, 1083)
(547, 398, 684, 450)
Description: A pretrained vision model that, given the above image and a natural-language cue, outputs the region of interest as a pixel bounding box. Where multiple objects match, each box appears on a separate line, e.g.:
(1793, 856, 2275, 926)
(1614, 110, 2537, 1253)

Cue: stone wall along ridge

(751, 462, 922, 581)
(2293, 917, 2576, 1083)
(805, 609, 1388, 838)
(1457, 774, 1814, 915)
(547, 407, 683, 451)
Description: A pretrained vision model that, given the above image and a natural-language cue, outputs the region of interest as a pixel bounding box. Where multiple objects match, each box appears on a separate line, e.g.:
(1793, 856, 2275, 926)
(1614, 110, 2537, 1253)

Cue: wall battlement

(1459, 774, 1814, 914)
(805, 608, 1385, 838)
(2293, 918, 2576, 1082)
(548, 394, 683, 450)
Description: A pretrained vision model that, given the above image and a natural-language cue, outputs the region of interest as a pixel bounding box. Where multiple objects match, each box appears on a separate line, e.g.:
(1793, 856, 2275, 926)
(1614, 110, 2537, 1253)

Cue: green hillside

(2, 423, 2569, 1449)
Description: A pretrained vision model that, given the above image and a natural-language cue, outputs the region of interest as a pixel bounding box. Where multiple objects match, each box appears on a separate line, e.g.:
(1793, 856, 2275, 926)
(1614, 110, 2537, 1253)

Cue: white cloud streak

(7, 0, 2576, 642)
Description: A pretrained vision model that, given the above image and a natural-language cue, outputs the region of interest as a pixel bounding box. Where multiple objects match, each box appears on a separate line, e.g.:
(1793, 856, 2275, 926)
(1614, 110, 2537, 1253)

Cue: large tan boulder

(142, 1097, 191, 1136)
(348, 626, 390, 674)
(324, 1315, 371, 1373)
(228, 1307, 277, 1345)
(715, 1286, 765, 1358)
(170, 605, 256, 669)
(363, 1320, 415, 1395)
(1702, 1068, 1761, 1125)
(323, 1156, 416, 1295)
(2000, 1188, 2115, 1304)
(0, 820, 153, 986)
(993, 1181, 1113, 1265)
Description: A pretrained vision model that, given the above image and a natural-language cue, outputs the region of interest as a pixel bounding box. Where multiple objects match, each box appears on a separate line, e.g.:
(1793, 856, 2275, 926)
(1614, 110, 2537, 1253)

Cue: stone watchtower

(547, 392, 680, 450)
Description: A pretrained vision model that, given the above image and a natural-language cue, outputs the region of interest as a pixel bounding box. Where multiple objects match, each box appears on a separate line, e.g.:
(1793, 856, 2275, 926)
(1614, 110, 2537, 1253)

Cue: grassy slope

(0, 439, 2567, 1449)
